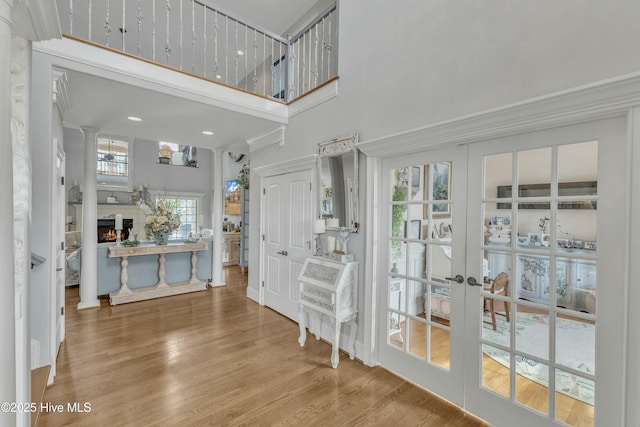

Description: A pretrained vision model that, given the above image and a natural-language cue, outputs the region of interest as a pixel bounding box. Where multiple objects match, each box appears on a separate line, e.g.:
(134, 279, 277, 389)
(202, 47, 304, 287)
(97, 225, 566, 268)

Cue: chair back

(491, 272, 509, 296)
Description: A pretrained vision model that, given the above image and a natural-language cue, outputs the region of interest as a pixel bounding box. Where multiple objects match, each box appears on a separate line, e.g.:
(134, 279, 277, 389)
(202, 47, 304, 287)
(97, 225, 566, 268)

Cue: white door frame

(253, 155, 317, 307)
(358, 73, 640, 426)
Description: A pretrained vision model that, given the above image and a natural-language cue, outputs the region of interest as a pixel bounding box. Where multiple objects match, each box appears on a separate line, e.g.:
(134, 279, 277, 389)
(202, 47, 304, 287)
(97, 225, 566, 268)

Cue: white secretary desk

(297, 256, 359, 368)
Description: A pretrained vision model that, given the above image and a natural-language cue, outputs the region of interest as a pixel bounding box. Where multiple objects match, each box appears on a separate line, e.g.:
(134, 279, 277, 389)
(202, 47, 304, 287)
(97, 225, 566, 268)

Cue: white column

(12, 35, 32, 427)
(78, 127, 100, 309)
(0, 2, 17, 424)
(210, 149, 224, 286)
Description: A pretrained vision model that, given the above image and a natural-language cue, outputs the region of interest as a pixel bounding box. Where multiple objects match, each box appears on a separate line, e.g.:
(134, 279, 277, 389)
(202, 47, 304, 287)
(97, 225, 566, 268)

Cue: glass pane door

(480, 142, 597, 425)
(465, 117, 626, 427)
(378, 146, 467, 406)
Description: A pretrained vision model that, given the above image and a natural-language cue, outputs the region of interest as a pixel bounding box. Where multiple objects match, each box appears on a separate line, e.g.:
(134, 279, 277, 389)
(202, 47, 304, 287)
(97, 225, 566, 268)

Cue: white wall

(247, 0, 640, 348)
(63, 129, 215, 225)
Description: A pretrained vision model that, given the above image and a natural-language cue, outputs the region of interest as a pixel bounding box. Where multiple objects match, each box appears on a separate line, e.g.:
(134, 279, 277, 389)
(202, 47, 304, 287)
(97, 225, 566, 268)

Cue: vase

(154, 232, 169, 245)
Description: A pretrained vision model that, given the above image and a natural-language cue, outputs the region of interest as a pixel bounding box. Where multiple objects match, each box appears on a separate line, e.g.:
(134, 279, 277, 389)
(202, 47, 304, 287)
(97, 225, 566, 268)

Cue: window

(158, 142, 198, 167)
(155, 193, 203, 240)
(97, 136, 133, 191)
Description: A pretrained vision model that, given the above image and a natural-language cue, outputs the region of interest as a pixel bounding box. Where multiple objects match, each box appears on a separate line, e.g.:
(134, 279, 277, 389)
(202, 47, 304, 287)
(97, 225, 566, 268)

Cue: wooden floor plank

(39, 267, 487, 426)
(31, 365, 50, 427)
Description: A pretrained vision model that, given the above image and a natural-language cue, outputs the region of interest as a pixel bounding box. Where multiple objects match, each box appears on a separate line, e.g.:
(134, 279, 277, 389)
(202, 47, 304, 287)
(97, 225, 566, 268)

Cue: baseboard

(30, 339, 40, 369)
(31, 365, 50, 427)
(246, 286, 260, 303)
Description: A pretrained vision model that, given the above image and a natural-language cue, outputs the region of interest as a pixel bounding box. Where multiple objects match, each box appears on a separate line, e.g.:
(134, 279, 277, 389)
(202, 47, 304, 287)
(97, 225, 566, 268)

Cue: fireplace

(97, 218, 133, 243)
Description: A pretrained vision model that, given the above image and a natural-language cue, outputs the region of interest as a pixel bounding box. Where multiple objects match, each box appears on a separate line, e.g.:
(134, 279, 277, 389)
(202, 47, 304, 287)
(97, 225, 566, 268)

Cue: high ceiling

(60, 0, 322, 153)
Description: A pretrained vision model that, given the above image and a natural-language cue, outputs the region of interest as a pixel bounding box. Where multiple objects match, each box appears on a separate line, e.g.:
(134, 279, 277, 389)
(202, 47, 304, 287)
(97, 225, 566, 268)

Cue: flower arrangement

(138, 198, 181, 244)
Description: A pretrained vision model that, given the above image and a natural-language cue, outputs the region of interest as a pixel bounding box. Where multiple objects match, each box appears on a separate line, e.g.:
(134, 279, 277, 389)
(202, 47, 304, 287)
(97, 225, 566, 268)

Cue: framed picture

(527, 233, 539, 245)
(405, 220, 421, 239)
(540, 233, 551, 247)
(557, 238, 568, 248)
(424, 162, 452, 219)
(584, 241, 597, 250)
(224, 180, 241, 215)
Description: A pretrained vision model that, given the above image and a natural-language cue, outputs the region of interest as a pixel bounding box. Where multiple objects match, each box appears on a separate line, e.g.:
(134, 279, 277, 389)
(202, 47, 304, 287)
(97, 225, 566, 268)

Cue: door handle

(445, 274, 464, 283)
(467, 276, 482, 287)
(56, 267, 63, 272)
(277, 250, 288, 256)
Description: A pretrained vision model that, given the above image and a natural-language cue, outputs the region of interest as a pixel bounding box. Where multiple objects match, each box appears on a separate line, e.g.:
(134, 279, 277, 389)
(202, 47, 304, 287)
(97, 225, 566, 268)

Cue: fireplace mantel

(73, 204, 146, 239)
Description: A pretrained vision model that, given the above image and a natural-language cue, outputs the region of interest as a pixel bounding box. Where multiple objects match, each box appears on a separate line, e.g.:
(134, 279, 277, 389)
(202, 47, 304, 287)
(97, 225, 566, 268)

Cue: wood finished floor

(391, 309, 594, 427)
(39, 267, 487, 427)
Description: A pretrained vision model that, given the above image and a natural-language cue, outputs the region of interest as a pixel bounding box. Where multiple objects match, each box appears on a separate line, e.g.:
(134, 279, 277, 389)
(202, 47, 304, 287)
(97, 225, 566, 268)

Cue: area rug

(482, 312, 595, 405)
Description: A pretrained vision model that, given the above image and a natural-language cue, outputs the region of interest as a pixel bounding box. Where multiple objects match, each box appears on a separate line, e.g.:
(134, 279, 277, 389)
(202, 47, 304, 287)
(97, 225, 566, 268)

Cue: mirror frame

(317, 133, 359, 232)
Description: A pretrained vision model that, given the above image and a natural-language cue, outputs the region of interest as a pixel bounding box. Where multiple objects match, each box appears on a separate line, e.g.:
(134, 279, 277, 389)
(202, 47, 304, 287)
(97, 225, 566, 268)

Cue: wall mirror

(318, 133, 359, 231)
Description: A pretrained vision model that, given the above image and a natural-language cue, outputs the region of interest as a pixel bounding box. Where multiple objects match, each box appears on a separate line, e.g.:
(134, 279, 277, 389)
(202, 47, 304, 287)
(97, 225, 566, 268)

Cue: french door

(378, 117, 627, 427)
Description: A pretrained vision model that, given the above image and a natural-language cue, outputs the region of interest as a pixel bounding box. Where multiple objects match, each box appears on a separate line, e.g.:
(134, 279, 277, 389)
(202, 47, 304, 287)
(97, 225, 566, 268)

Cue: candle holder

(338, 229, 351, 255)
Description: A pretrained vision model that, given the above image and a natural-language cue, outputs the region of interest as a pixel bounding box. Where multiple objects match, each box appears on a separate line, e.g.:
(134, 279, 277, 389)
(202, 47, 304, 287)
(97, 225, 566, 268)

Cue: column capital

(80, 126, 100, 138)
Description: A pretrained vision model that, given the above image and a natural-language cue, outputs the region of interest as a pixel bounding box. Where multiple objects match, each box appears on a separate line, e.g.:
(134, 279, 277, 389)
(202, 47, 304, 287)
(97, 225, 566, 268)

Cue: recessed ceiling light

(127, 116, 142, 122)
(202, 131, 214, 135)
(237, 50, 244, 56)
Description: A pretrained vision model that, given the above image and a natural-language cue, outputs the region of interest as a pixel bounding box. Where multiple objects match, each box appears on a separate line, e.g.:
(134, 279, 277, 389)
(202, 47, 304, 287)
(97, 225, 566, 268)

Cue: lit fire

(103, 228, 117, 242)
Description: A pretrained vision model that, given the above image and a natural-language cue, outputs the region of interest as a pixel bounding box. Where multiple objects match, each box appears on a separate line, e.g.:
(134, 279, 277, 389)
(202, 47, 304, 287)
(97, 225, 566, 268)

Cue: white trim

(33, 38, 290, 124)
(626, 106, 640, 426)
(253, 154, 317, 177)
(288, 79, 339, 118)
(362, 156, 381, 367)
(246, 125, 286, 152)
(51, 67, 69, 113)
(358, 72, 640, 157)
(30, 339, 40, 370)
(11, 0, 61, 41)
(246, 286, 260, 303)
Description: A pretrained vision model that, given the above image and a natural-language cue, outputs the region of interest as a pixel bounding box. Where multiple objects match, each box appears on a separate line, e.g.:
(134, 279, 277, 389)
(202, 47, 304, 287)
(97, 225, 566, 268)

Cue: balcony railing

(56, 0, 338, 102)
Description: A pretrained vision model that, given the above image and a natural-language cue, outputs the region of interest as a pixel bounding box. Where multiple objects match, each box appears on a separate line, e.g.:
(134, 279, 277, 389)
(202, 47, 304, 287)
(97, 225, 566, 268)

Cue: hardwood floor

(391, 308, 594, 427)
(39, 267, 487, 426)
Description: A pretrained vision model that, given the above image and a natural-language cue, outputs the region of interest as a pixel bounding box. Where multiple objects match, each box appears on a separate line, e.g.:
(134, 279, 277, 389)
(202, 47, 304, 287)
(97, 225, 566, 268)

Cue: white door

(263, 169, 313, 320)
(378, 117, 627, 427)
(378, 144, 468, 405)
(51, 147, 66, 382)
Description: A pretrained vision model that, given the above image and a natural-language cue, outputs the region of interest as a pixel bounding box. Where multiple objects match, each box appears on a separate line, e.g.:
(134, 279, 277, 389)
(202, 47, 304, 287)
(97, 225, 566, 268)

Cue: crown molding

(246, 125, 286, 152)
(51, 66, 70, 112)
(11, 0, 61, 41)
(358, 72, 640, 157)
(253, 154, 316, 177)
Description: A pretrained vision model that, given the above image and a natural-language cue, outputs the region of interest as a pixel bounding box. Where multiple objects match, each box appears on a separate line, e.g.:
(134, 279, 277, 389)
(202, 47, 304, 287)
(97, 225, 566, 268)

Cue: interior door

(378, 144, 468, 405)
(377, 117, 626, 427)
(53, 147, 66, 380)
(464, 117, 626, 427)
(263, 169, 313, 320)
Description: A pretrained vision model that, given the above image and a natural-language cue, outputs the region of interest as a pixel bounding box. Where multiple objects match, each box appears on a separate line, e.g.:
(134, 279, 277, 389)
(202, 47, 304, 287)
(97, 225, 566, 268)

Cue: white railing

(57, 0, 338, 102)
